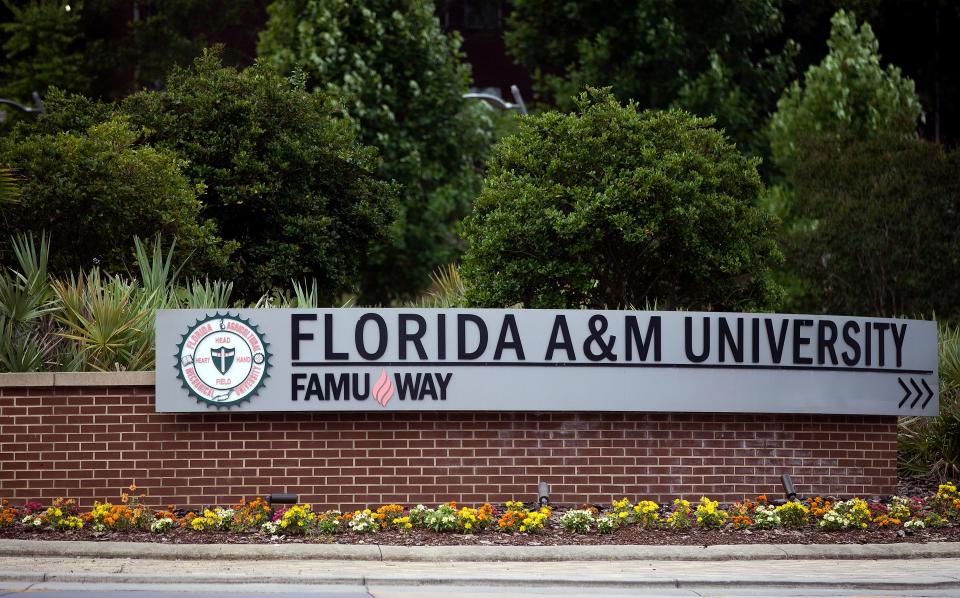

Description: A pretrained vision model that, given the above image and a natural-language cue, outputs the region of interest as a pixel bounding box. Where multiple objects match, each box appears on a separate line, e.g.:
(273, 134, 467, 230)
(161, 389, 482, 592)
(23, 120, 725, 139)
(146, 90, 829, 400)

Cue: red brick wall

(0, 384, 898, 509)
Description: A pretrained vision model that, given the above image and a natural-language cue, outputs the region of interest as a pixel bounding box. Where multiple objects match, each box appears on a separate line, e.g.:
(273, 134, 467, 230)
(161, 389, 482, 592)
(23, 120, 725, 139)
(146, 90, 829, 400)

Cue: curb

(0, 571, 958, 591)
(3, 538, 960, 561)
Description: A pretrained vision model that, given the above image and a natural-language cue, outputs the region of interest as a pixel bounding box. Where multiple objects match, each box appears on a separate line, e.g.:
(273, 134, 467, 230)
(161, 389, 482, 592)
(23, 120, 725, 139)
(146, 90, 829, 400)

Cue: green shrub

(121, 50, 398, 301)
(258, 0, 493, 301)
(0, 116, 227, 275)
(461, 88, 782, 310)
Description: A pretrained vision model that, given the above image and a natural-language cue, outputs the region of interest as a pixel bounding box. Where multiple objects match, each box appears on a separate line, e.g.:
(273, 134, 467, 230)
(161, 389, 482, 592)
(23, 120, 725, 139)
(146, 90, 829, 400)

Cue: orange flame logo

(373, 369, 394, 407)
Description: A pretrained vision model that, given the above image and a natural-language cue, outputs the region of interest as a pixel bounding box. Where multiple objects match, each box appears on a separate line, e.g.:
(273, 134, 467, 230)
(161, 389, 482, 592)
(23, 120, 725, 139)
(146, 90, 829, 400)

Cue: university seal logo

(175, 313, 271, 407)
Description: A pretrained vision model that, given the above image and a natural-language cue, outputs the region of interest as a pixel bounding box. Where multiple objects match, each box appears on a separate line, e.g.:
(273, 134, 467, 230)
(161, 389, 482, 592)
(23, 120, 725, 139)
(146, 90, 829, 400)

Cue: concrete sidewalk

(2, 538, 960, 561)
(0, 554, 959, 591)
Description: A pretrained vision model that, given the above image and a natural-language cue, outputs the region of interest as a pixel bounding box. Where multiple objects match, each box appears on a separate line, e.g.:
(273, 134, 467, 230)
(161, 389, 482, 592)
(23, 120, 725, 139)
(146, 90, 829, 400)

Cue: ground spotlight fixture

(538, 481, 550, 507)
(267, 493, 298, 507)
(781, 474, 797, 502)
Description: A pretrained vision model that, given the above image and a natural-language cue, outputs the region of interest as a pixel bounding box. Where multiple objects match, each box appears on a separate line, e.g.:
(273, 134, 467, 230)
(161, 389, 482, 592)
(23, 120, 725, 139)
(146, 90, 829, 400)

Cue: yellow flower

(464, 523, 472, 530)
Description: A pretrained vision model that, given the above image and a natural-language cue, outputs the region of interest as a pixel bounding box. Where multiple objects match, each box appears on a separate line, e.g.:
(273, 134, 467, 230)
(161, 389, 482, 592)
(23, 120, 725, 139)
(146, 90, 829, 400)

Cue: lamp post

(464, 84, 528, 115)
(0, 91, 45, 121)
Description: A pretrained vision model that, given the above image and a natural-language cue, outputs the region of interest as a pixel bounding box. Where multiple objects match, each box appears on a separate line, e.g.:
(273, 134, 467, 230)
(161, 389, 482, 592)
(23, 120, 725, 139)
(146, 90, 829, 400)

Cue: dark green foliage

(785, 133, 960, 317)
(120, 50, 398, 301)
(0, 0, 264, 101)
(258, 0, 493, 302)
(460, 89, 782, 310)
(0, 117, 226, 274)
(768, 10, 923, 173)
(504, 0, 796, 159)
(0, 0, 89, 100)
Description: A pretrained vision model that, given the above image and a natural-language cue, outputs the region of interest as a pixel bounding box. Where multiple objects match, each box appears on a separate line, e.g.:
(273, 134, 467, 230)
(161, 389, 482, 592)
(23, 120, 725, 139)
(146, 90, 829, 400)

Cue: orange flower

(129, 482, 138, 492)
(120, 493, 129, 504)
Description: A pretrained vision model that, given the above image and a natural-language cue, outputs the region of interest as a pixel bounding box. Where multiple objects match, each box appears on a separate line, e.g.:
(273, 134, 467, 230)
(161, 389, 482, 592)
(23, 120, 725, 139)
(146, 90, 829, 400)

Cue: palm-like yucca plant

(254, 279, 345, 309)
(182, 277, 234, 308)
(133, 236, 182, 308)
(0, 233, 62, 372)
(0, 165, 19, 206)
(291, 279, 320, 308)
(410, 264, 466, 308)
(52, 269, 157, 371)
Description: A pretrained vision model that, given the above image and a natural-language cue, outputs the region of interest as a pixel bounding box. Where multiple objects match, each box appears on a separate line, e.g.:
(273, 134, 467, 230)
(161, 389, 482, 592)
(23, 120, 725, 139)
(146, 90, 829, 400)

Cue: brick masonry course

(0, 376, 898, 509)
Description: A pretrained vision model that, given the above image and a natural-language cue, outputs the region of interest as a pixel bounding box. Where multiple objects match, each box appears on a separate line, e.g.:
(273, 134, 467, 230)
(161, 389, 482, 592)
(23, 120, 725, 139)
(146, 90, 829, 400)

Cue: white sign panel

(155, 309, 939, 415)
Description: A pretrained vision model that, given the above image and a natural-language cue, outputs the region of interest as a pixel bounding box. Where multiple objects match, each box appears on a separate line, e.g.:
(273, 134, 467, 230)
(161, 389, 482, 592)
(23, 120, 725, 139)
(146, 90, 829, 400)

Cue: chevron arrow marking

(898, 377, 911, 408)
(921, 379, 934, 409)
(910, 378, 923, 408)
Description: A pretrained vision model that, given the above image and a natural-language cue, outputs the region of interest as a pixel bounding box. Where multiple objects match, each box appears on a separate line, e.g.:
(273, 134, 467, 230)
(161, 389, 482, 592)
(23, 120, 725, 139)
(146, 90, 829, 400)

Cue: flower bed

(2, 483, 960, 546)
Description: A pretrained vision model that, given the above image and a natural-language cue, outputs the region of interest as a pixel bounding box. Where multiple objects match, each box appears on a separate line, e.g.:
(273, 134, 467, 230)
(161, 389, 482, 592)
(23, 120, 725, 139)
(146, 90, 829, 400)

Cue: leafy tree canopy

(505, 0, 797, 159)
(0, 0, 88, 100)
(461, 89, 783, 310)
(120, 50, 399, 301)
(258, 0, 494, 302)
(785, 133, 960, 318)
(767, 9, 923, 171)
(0, 0, 263, 102)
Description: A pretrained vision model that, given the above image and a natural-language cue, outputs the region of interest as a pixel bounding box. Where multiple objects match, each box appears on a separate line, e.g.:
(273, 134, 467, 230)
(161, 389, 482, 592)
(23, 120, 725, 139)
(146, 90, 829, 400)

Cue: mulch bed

(4, 476, 954, 547)
(2, 524, 958, 547)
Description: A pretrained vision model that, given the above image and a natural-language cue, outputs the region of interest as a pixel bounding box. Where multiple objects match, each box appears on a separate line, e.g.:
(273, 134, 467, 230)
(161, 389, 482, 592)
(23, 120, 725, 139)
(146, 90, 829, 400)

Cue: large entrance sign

(156, 309, 939, 415)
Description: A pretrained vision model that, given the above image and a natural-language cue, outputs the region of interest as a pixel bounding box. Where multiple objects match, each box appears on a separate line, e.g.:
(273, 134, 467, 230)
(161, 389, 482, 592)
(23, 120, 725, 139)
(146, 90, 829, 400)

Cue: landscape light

(781, 474, 798, 502)
(267, 493, 298, 506)
(538, 481, 550, 507)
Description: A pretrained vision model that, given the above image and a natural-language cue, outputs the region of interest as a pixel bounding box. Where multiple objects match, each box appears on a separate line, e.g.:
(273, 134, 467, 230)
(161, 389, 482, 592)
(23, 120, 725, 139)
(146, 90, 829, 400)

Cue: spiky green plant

(409, 264, 466, 308)
(0, 233, 61, 372)
(291, 279, 320, 308)
(133, 235, 184, 308)
(0, 166, 19, 206)
(181, 277, 233, 309)
(52, 269, 156, 371)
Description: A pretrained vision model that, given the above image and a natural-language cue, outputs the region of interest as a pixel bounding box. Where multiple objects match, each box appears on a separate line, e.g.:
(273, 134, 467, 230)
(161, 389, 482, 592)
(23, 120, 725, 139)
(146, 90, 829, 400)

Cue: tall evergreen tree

(0, 0, 89, 101)
(258, 0, 494, 302)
